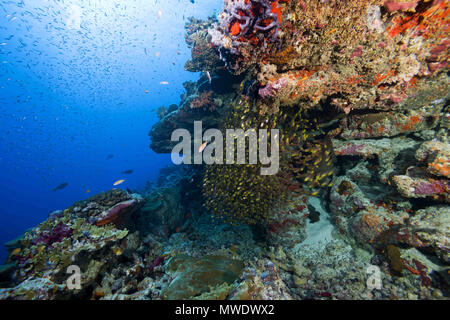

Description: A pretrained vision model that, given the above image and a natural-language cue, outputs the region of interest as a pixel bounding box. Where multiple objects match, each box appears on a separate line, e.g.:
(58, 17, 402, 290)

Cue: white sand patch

(294, 197, 335, 254)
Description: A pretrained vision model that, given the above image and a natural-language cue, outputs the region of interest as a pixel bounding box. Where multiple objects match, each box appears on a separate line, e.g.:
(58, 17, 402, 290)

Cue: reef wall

(147, 0, 449, 298)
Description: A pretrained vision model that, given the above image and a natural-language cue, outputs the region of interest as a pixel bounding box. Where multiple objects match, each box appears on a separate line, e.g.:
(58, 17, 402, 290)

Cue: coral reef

(152, 0, 448, 226)
(1, 0, 449, 301)
(0, 190, 143, 299)
(206, 0, 450, 115)
(146, 0, 449, 299)
(209, 0, 289, 73)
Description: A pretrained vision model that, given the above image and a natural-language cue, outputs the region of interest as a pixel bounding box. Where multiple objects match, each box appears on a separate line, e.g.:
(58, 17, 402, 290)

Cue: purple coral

(33, 222, 72, 247)
(259, 85, 275, 98)
(336, 143, 365, 156)
(258, 77, 289, 98)
(414, 181, 444, 196)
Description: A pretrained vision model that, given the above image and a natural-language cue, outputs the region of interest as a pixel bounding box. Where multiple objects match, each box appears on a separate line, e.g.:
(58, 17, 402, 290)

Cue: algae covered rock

(415, 140, 450, 178)
(406, 206, 450, 263)
(392, 175, 449, 202)
(163, 254, 244, 299)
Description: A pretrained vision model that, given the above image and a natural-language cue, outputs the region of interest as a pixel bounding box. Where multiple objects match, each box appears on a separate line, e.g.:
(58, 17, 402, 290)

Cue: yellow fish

(112, 246, 123, 256)
(10, 248, 21, 256)
(113, 179, 125, 186)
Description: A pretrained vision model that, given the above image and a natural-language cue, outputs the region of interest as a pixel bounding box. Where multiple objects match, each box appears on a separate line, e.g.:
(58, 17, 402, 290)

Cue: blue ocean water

(0, 0, 222, 263)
